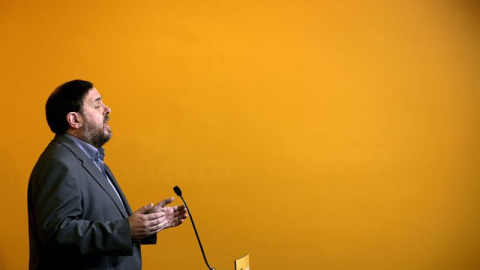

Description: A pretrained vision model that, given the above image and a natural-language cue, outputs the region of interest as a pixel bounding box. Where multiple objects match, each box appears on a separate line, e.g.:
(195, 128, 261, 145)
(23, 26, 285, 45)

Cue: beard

(82, 114, 112, 148)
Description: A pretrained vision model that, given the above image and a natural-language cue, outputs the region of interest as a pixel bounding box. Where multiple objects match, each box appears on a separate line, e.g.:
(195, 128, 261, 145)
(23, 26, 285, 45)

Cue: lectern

(234, 254, 250, 270)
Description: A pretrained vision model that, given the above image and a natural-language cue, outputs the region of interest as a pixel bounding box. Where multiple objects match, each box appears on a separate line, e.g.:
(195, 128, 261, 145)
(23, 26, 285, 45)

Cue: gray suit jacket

(28, 134, 156, 270)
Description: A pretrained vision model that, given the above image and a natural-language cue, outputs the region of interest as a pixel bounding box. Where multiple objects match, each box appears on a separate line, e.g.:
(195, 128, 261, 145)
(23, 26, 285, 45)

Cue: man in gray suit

(28, 80, 188, 269)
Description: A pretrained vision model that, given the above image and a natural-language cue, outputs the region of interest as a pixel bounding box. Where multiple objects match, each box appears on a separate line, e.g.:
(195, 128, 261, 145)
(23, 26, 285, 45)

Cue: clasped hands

(129, 197, 188, 240)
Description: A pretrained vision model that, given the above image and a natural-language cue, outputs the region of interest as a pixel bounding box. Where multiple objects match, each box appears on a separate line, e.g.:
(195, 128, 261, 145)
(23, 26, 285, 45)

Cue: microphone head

(173, 186, 183, 196)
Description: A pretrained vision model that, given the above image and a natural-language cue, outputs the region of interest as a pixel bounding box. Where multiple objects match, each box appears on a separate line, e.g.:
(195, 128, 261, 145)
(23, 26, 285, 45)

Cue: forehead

(84, 87, 101, 102)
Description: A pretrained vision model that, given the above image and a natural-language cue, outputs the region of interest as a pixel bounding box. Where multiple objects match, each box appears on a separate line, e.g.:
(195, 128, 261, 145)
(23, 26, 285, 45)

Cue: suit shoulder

(30, 141, 82, 178)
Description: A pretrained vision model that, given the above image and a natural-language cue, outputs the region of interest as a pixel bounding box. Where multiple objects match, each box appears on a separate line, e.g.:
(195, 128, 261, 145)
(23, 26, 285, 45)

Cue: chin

(104, 128, 112, 137)
(104, 133, 112, 141)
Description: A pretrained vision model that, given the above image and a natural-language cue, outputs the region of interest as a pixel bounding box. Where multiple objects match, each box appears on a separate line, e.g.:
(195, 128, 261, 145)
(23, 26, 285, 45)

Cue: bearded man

(27, 80, 187, 270)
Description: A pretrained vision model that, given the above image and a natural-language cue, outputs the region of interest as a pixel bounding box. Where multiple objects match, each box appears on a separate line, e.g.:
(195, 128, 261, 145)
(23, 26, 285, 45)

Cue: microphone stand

(177, 193, 215, 270)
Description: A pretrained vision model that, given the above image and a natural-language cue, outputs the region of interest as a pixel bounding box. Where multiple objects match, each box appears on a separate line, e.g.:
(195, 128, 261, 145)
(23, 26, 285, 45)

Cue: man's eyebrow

(94, 96, 102, 102)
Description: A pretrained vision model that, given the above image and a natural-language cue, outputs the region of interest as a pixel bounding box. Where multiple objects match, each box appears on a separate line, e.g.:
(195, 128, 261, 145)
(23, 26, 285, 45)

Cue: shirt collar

(65, 134, 105, 162)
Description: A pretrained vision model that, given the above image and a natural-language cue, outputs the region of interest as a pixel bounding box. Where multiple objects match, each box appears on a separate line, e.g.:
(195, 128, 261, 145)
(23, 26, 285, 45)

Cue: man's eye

(95, 106, 100, 109)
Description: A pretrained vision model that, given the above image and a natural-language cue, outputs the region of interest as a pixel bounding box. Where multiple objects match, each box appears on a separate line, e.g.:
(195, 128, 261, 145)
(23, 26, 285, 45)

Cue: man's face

(79, 88, 112, 148)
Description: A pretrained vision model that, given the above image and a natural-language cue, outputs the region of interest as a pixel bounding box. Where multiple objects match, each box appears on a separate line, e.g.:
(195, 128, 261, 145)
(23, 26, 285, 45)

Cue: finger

(144, 212, 165, 221)
(170, 218, 185, 227)
(172, 207, 187, 216)
(168, 205, 186, 214)
(176, 206, 187, 215)
(146, 217, 165, 228)
(171, 205, 185, 211)
(176, 212, 188, 220)
(158, 197, 174, 207)
(152, 220, 168, 233)
(134, 203, 153, 214)
(172, 210, 187, 218)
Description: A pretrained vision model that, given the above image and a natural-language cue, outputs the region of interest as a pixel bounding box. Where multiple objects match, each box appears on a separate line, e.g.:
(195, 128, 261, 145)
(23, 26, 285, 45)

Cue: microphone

(173, 186, 215, 270)
(173, 186, 182, 197)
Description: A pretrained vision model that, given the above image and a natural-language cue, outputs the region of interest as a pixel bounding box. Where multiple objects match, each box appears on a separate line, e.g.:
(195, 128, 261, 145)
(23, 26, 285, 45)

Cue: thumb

(158, 197, 174, 207)
(135, 203, 153, 214)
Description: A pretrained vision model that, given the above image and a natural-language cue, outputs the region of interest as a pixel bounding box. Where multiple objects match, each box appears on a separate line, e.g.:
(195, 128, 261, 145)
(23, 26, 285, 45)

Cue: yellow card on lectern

(235, 253, 249, 270)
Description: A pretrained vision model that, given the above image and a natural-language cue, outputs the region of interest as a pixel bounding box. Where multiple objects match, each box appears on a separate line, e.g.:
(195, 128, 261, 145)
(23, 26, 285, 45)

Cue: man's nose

(104, 104, 112, 114)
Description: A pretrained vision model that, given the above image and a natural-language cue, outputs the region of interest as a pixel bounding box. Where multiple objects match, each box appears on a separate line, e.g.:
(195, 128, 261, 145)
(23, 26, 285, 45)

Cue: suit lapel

(81, 159, 130, 218)
(105, 165, 133, 216)
(54, 135, 129, 218)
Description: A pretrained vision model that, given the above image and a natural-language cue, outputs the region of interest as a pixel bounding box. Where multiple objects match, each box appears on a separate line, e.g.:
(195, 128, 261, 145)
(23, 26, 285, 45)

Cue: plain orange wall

(0, 0, 479, 269)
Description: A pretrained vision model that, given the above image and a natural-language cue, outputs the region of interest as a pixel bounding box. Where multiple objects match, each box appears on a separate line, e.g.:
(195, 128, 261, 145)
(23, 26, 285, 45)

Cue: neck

(65, 129, 83, 140)
(64, 129, 99, 148)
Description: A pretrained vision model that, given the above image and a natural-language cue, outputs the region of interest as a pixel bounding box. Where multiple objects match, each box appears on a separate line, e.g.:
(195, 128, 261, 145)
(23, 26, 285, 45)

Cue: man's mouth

(104, 116, 110, 127)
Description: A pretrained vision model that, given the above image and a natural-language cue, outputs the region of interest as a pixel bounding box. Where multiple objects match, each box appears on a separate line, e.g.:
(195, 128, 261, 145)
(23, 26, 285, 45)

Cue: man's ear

(66, 112, 82, 129)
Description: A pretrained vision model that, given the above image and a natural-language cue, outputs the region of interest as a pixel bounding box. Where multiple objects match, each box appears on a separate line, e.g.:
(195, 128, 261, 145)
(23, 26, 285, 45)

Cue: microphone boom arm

(176, 190, 215, 270)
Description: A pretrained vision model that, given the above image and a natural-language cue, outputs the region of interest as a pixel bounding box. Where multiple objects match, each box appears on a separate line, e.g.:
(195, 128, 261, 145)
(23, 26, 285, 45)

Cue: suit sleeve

(30, 158, 134, 256)
(140, 234, 157, 245)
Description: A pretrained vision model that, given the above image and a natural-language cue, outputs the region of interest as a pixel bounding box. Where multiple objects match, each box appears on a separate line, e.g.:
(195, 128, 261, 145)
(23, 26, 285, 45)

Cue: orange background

(0, 0, 479, 269)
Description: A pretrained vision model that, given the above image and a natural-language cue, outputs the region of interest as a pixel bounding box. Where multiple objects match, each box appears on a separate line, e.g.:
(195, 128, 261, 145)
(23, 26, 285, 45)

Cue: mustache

(104, 115, 110, 122)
